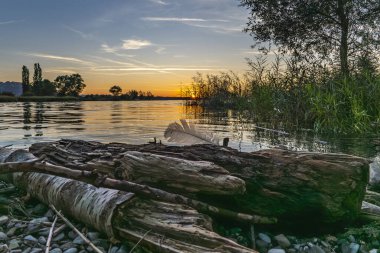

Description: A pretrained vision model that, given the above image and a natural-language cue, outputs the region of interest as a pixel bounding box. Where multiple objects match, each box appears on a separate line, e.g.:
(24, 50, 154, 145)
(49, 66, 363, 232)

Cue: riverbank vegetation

(181, 0, 380, 134)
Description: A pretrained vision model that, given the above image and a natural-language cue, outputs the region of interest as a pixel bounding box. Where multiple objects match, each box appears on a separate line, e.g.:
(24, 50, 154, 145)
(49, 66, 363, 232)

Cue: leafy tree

(55, 74, 86, 96)
(32, 79, 56, 96)
(109, 85, 122, 96)
(22, 65, 30, 93)
(138, 90, 146, 99)
(126, 89, 138, 100)
(33, 63, 42, 85)
(240, 0, 380, 76)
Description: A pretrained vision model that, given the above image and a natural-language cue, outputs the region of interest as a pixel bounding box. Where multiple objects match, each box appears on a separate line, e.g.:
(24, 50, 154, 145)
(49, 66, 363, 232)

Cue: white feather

(164, 119, 219, 145)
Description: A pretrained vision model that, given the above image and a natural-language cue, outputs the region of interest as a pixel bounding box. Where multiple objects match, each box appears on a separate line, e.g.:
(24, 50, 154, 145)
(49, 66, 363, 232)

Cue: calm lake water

(0, 100, 379, 161)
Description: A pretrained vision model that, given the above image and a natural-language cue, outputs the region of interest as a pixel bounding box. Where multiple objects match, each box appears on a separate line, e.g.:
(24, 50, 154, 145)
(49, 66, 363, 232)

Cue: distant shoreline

(0, 95, 186, 103)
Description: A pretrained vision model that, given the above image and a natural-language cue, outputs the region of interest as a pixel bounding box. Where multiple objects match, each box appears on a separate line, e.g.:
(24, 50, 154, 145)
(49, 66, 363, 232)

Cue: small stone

(87, 232, 99, 241)
(256, 240, 269, 252)
(68, 231, 76, 240)
(38, 236, 46, 245)
(342, 243, 360, 253)
(268, 249, 286, 253)
(274, 234, 291, 248)
(21, 247, 32, 253)
(11, 250, 23, 253)
(259, 233, 272, 244)
(7, 227, 18, 237)
(369, 250, 378, 253)
(348, 235, 356, 243)
(50, 249, 63, 253)
(38, 228, 50, 236)
(60, 242, 77, 251)
(29, 248, 43, 253)
(8, 239, 21, 250)
(0, 244, 9, 253)
(288, 249, 297, 253)
(308, 245, 325, 253)
(73, 236, 85, 245)
(53, 233, 65, 242)
(93, 239, 108, 249)
(26, 224, 41, 234)
(0, 216, 9, 226)
(24, 235, 38, 243)
(44, 209, 55, 220)
(0, 232, 7, 241)
(109, 246, 119, 253)
(63, 248, 78, 253)
(116, 245, 128, 253)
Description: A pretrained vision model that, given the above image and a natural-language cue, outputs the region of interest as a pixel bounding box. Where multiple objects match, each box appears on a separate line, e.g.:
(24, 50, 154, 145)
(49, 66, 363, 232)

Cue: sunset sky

(0, 0, 256, 96)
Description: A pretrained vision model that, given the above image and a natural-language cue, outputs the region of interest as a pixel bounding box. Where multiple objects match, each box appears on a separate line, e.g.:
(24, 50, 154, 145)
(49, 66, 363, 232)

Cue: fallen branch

(50, 204, 104, 253)
(0, 159, 276, 224)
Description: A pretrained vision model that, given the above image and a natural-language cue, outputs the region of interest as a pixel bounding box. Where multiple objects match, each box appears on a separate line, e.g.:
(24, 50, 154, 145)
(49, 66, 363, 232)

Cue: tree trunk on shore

(29, 139, 370, 224)
(0, 148, 256, 253)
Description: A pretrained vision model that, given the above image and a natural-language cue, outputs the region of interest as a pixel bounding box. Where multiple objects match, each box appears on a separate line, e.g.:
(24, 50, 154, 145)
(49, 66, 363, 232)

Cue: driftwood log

(29, 139, 370, 225)
(0, 148, 257, 253)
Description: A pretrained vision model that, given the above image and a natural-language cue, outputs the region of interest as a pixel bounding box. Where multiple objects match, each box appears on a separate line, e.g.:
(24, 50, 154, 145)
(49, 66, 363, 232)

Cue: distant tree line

(104, 85, 155, 100)
(21, 63, 86, 97)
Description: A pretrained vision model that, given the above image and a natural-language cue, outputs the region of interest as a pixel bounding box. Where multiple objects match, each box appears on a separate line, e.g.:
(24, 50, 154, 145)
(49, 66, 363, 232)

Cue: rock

(38, 228, 50, 236)
(24, 235, 38, 243)
(44, 209, 55, 220)
(7, 227, 18, 237)
(29, 248, 43, 253)
(342, 243, 360, 253)
(63, 248, 78, 253)
(0, 232, 7, 241)
(288, 249, 297, 253)
(348, 235, 356, 243)
(26, 224, 41, 234)
(268, 249, 286, 253)
(369, 250, 377, 253)
(0, 244, 8, 253)
(30, 217, 49, 224)
(0, 216, 9, 226)
(21, 248, 31, 253)
(87, 232, 99, 241)
(68, 231, 76, 240)
(50, 249, 63, 253)
(73, 236, 85, 245)
(308, 245, 325, 253)
(60, 242, 77, 251)
(116, 245, 128, 253)
(11, 250, 22, 253)
(274, 234, 291, 248)
(258, 233, 272, 244)
(53, 233, 65, 242)
(256, 240, 270, 252)
(109, 246, 119, 253)
(8, 239, 21, 250)
(93, 239, 108, 249)
(38, 236, 46, 245)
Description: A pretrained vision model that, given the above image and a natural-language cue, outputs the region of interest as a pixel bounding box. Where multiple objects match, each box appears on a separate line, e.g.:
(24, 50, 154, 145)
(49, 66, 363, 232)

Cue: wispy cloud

(142, 17, 228, 22)
(155, 47, 166, 54)
(150, 0, 169, 5)
(92, 67, 223, 72)
(0, 20, 22, 25)
(27, 53, 93, 65)
(63, 25, 93, 40)
(122, 39, 152, 50)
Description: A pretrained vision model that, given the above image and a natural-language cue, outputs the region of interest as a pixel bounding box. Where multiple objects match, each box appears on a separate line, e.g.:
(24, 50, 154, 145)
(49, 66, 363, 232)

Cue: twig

(46, 215, 58, 253)
(49, 204, 104, 253)
(53, 224, 67, 236)
(129, 229, 151, 253)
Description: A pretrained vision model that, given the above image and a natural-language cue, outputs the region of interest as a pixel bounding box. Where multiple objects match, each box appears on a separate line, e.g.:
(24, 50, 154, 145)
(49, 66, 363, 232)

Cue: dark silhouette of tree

(138, 90, 146, 99)
(33, 63, 42, 85)
(22, 65, 30, 93)
(109, 85, 122, 96)
(55, 74, 86, 96)
(32, 79, 56, 96)
(240, 0, 380, 76)
(126, 89, 139, 100)
(146, 91, 154, 99)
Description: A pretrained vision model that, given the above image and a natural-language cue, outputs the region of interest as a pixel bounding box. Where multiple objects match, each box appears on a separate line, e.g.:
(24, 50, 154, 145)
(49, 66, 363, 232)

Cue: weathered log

(30, 140, 370, 224)
(0, 148, 256, 253)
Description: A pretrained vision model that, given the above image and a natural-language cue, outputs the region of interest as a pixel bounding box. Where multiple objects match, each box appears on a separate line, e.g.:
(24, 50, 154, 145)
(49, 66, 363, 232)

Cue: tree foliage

(55, 74, 86, 96)
(22, 65, 30, 93)
(109, 85, 122, 96)
(240, 0, 380, 75)
(33, 63, 42, 84)
(32, 79, 57, 96)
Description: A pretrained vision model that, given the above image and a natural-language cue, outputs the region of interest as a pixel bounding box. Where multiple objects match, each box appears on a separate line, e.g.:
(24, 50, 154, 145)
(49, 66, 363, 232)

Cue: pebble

(308, 245, 325, 253)
(0, 244, 8, 253)
(268, 249, 286, 253)
(0, 232, 7, 241)
(87, 232, 100, 241)
(38, 236, 46, 245)
(53, 233, 65, 242)
(21, 248, 31, 253)
(116, 245, 128, 253)
(60, 242, 77, 251)
(63, 248, 78, 253)
(73, 236, 85, 245)
(369, 250, 378, 253)
(109, 246, 119, 253)
(7, 227, 18, 237)
(24, 235, 38, 243)
(29, 248, 43, 253)
(259, 233, 272, 244)
(50, 249, 63, 253)
(38, 228, 50, 236)
(274, 234, 291, 248)
(0, 216, 9, 226)
(8, 239, 21, 250)
(68, 231, 77, 240)
(11, 250, 22, 253)
(349, 243, 360, 253)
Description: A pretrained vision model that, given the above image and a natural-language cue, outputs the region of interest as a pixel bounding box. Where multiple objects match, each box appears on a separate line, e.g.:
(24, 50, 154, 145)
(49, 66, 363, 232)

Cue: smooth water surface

(0, 101, 379, 160)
